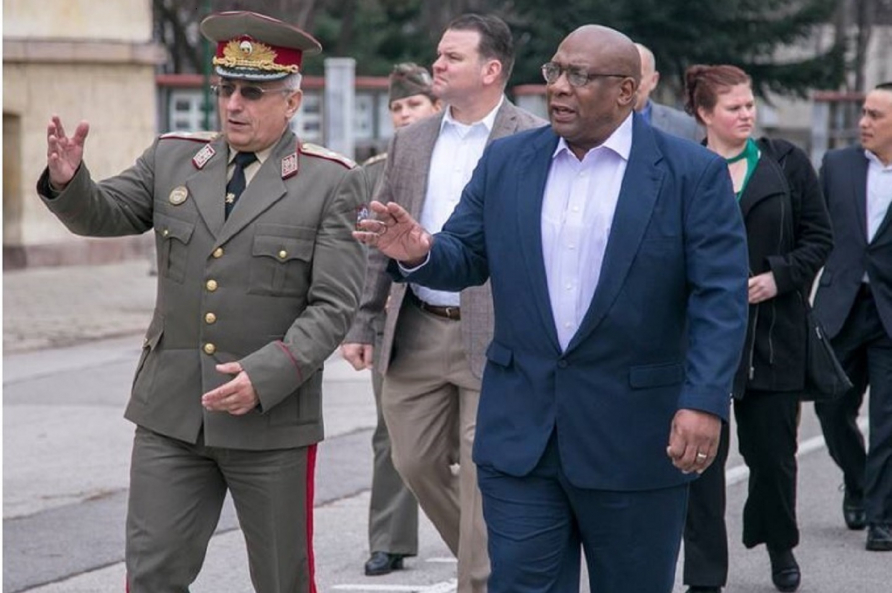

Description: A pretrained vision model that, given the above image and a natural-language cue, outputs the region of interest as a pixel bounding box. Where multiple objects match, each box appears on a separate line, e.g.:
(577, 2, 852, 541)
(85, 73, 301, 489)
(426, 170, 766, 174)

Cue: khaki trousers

(383, 301, 490, 593)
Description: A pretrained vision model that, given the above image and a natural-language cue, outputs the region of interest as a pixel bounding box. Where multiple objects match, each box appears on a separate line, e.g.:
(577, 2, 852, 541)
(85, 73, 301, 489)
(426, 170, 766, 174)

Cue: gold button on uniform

(162, 229, 170, 237)
(205, 312, 217, 324)
(212, 247, 224, 258)
(278, 250, 287, 259)
(204, 343, 216, 355)
(206, 279, 218, 292)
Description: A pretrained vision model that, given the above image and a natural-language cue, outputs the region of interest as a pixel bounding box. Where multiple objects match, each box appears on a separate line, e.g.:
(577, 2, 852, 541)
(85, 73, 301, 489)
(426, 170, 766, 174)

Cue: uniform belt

(409, 291, 461, 321)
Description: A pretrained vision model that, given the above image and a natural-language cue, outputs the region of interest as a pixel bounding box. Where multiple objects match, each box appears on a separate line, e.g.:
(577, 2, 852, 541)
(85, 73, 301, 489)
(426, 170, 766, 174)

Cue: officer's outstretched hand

(46, 115, 89, 191)
(354, 200, 433, 267)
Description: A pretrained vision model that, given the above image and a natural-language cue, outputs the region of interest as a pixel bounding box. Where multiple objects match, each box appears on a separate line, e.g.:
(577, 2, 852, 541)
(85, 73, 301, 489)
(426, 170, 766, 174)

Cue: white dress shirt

(411, 98, 504, 307)
(865, 149, 892, 243)
(542, 113, 633, 350)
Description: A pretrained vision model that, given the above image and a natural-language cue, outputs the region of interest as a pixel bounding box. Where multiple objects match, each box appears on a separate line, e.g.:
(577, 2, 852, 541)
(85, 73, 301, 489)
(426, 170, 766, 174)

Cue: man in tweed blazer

(345, 14, 544, 593)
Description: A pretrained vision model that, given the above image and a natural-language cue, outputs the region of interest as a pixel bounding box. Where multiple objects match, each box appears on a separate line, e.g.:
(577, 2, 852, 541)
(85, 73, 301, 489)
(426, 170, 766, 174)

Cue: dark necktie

(225, 151, 257, 219)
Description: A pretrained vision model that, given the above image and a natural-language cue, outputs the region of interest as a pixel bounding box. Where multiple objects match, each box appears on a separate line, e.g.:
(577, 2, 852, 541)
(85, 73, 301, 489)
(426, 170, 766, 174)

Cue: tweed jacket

(650, 101, 703, 142)
(344, 100, 545, 378)
(37, 129, 366, 450)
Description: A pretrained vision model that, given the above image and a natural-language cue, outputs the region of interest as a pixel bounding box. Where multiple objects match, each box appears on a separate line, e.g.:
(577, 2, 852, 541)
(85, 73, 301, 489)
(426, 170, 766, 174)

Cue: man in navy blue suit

(812, 82, 892, 552)
(355, 24, 749, 593)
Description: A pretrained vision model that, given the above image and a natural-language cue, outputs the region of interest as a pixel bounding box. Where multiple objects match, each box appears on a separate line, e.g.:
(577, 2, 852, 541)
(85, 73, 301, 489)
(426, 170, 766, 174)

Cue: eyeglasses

(211, 83, 290, 101)
(541, 62, 628, 87)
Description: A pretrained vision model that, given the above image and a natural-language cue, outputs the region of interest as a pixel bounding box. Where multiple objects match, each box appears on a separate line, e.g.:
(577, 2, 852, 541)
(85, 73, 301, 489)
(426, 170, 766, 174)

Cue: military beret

(200, 11, 322, 81)
(389, 63, 435, 103)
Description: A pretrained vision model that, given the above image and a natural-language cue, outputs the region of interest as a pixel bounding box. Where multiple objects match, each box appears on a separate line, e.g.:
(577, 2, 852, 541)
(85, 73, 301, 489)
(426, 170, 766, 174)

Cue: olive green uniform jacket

(37, 129, 366, 451)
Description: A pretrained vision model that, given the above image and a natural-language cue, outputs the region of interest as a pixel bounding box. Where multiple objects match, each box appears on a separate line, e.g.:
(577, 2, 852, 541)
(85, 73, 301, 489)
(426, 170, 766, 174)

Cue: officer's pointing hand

(201, 362, 259, 416)
(46, 115, 90, 191)
(353, 200, 433, 267)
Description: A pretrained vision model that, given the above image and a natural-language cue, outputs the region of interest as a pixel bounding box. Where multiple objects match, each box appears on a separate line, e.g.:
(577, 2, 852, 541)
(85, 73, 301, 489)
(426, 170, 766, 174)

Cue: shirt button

(206, 279, 218, 292)
(212, 247, 224, 258)
(205, 312, 217, 324)
(203, 343, 216, 355)
(564, 322, 572, 328)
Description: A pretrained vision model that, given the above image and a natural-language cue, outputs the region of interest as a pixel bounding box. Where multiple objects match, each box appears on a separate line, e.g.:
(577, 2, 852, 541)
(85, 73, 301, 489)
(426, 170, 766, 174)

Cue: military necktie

(225, 151, 257, 219)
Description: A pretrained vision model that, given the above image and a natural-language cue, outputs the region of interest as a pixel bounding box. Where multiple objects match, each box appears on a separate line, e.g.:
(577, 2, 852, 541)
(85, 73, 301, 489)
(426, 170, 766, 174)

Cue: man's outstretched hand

(46, 115, 89, 191)
(353, 200, 433, 267)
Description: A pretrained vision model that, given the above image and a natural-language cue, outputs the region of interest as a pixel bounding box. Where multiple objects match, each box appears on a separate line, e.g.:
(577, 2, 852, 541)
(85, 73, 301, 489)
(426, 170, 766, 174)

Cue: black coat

(732, 138, 834, 396)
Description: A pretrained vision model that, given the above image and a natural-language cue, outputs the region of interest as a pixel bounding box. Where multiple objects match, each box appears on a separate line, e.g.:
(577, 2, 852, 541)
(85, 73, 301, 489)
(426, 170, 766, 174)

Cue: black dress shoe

(686, 587, 722, 593)
(364, 551, 405, 576)
(767, 547, 800, 592)
(843, 489, 867, 530)
(866, 523, 892, 551)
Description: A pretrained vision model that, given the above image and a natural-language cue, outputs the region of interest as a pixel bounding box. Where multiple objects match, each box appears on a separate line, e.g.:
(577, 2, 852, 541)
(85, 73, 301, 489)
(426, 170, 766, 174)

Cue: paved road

(3, 261, 891, 592)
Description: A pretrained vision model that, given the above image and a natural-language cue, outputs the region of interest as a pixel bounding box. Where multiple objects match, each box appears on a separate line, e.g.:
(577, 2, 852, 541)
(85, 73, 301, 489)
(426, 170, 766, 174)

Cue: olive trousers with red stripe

(125, 426, 317, 593)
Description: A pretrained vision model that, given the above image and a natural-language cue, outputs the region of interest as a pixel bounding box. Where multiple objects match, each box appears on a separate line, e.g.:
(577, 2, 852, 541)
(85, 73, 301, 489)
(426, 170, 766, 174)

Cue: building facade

(3, 0, 165, 269)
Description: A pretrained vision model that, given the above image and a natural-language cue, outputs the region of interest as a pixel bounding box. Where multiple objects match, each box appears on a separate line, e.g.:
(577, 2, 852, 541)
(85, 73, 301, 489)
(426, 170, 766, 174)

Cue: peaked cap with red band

(200, 11, 322, 81)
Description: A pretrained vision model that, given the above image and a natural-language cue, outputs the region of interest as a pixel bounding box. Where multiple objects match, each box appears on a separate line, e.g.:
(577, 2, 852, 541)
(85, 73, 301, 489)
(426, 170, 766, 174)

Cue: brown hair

(684, 64, 751, 124)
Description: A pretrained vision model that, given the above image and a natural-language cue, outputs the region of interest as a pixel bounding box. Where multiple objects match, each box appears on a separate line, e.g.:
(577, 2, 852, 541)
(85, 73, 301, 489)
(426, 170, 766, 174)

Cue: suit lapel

(405, 115, 443, 219)
(488, 100, 518, 143)
(568, 116, 664, 352)
(517, 128, 563, 351)
(187, 135, 230, 239)
(216, 132, 292, 246)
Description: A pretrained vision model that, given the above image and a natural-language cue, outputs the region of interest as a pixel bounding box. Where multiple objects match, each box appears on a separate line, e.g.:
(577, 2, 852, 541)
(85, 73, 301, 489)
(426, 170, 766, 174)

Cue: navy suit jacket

(813, 146, 892, 338)
(401, 114, 749, 491)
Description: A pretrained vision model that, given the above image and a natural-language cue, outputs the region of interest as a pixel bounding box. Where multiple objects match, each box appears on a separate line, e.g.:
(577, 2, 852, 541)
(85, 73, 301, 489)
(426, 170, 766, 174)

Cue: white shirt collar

(865, 149, 892, 170)
(440, 96, 505, 135)
(552, 112, 634, 162)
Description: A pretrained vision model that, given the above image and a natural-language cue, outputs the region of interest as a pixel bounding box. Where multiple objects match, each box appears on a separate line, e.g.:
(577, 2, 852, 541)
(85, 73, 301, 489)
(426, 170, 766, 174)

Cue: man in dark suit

(37, 11, 366, 592)
(356, 24, 749, 593)
(812, 82, 892, 552)
(345, 14, 544, 592)
(634, 42, 702, 142)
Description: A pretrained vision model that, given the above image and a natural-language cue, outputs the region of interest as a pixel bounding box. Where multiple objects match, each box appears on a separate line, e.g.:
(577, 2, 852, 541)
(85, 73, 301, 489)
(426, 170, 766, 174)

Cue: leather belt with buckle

(409, 291, 461, 320)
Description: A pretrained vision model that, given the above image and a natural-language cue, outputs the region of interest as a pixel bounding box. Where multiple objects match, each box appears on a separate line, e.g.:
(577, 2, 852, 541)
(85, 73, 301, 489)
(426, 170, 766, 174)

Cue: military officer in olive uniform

(37, 11, 365, 593)
(341, 63, 441, 577)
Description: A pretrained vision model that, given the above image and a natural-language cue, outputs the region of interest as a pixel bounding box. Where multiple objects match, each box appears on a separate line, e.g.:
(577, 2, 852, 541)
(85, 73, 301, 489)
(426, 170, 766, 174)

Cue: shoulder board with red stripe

(299, 143, 356, 169)
(159, 131, 221, 143)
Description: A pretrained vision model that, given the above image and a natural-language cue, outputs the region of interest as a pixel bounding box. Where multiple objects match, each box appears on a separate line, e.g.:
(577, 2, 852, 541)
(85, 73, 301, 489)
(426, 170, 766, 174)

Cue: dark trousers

(683, 390, 800, 586)
(478, 432, 687, 593)
(815, 287, 892, 524)
(126, 427, 316, 593)
(683, 421, 730, 588)
(735, 390, 801, 549)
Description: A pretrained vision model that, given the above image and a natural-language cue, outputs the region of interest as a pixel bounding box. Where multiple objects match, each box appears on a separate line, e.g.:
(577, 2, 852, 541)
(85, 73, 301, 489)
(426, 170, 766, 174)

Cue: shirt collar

(865, 149, 892, 171)
(228, 145, 273, 165)
(440, 96, 505, 136)
(552, 111, 634, 162)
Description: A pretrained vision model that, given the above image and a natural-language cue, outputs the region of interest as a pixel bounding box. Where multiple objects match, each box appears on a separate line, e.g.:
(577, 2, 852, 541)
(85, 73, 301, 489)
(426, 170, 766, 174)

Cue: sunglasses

(211, 82, 291, 101)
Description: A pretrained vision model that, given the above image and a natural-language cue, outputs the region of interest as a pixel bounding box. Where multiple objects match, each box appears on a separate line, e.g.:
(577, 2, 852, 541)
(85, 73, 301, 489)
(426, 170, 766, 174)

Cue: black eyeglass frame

(540, 62, 629, 87)
(211, 82, 293, 101)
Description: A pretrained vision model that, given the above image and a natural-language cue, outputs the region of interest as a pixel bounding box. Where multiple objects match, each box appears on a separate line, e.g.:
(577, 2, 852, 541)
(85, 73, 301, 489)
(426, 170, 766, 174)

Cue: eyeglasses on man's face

(212, 82, 290, 101)
(541, 62, 628, 88)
